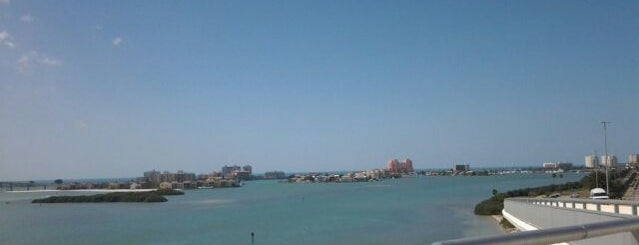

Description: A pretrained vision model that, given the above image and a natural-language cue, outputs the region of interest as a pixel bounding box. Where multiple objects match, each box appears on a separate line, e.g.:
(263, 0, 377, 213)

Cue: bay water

(0, 173, 583, 245)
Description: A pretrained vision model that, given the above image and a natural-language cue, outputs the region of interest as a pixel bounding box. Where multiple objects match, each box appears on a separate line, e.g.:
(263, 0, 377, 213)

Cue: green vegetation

(31, 190, 185, 203)
(474, 170, 635, 215)
(474, 193, 508, 215)
(500, 218, 515, 230)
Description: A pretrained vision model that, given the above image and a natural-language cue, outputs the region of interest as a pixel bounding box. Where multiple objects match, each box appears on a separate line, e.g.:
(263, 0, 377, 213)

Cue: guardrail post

(572, 202, 575, 208)
(563, 202, 566, 208)
(597, 203, 601, 211)
(614, 204, 619, 214)
(633, 205, 638, 216)
(583, 202, 587, 210)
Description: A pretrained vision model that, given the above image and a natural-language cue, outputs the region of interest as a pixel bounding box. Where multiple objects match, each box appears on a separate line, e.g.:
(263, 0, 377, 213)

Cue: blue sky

(0, 0, 638, 180)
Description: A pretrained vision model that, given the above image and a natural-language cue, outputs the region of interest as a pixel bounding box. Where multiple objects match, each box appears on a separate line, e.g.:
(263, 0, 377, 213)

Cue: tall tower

(601, 155, 617, 168)
(387, 159, 400, 173)
(402, 158, 414, 173)
(584, 155, 599, 168)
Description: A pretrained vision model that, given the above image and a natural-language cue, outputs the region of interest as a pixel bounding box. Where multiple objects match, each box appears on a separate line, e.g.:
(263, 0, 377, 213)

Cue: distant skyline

(1, 1, 638, 181)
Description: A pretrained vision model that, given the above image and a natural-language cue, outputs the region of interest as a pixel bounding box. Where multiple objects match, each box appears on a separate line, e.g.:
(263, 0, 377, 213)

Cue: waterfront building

(264, 171, 286, 179)
(232, 170, 252, 180)
(157, 170, 196, 184)
(453, 164, 470, 173)
(387, 159, 400, 173)
(159, 182, 172, 189)
(353, 172, 368, 181)
(175, 170, 196, 182)
(201, 176, 241, 188)
(585, 155, 599, 168)
(601, 155, 618, 168)
(387, 158, 414, 174)
(365, 169, 386, 180)
(144, 169, 161, 183)
(160, 171, 173, 182)
(400, 159, 414, 174)
(242, 165, 252, 173)
(222, 165, 242, 176)
(542, 162, 572, 170)
(171, 170, 197, 183)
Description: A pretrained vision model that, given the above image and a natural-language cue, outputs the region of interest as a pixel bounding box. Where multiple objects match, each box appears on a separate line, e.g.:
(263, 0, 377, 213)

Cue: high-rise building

(144, 169, 161, 183)
(601, 155, 618, 168)
(387, 159, 400, 173)
(585, 155, 599, 168)
(629, 154, 639, 165)
(175, 170, 196, 182)
(542, 162, 558, 169)
(222, 165, 241, 176)
(402, 158, 414, 173)
(158, 170, 195, 183)
(160, 171, 174, 182)
(387, 158, 414, 174)
(453, 164, 470, 173)
(242, 165, 252, 174)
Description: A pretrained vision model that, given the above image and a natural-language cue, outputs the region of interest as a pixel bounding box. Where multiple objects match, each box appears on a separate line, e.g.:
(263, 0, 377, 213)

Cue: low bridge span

(433, 198, 639, 245)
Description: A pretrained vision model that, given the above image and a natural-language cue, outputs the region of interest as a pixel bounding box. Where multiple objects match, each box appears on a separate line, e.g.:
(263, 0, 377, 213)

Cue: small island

(31, 189, 184, 203)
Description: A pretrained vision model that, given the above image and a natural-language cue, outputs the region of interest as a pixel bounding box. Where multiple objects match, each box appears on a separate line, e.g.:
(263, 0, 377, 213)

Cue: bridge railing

(431, 217, 639, 245)
(508, 197, 639, 216)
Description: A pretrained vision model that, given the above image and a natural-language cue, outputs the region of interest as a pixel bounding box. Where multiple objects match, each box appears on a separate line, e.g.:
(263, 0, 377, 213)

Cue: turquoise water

(0, 174, 583, 245)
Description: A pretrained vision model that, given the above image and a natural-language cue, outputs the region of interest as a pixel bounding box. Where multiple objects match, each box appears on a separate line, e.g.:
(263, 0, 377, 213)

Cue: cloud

(0, 30, 15, 48)
(0, 0, 9, 5)
(112, 37, 123, 46)
(17, 51, 61, 73)
(20, 14, 35, 23)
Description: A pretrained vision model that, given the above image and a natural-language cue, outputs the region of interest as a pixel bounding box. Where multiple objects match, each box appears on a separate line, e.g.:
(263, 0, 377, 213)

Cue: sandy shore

(6, 189, 158, 193)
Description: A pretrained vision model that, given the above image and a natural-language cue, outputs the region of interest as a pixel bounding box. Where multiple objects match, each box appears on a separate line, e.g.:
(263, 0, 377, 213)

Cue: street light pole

(594, 149, 599, 188)
(602, 121, 611, 195)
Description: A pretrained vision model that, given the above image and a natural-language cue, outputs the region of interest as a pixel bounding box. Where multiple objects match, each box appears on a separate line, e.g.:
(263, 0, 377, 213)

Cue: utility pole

(594, 149, 599, 188)
(602, 121, 611, 195)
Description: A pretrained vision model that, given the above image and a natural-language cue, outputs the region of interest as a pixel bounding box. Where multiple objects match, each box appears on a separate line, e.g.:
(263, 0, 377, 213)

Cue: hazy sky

(1, 0, 638, 180)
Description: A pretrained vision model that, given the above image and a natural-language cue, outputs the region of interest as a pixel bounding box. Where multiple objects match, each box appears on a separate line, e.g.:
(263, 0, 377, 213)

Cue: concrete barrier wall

(504, 199, 639, 245)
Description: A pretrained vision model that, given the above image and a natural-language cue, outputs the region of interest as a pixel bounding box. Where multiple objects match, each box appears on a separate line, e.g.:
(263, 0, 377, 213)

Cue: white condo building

(601, 155, 618, 168)
(584, 155, 599, 168)
(629, 154, 639, 165)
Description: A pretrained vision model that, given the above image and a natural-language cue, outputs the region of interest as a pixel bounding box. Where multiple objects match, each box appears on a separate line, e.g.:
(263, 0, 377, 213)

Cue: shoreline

(5, 189, 158, 193)
(490, 215, 518, 234)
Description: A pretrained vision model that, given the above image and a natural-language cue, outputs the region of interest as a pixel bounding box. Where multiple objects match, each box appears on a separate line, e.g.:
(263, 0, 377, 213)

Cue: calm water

(0, 173, 583, 245)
